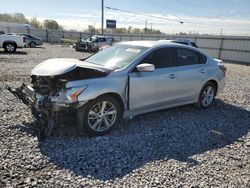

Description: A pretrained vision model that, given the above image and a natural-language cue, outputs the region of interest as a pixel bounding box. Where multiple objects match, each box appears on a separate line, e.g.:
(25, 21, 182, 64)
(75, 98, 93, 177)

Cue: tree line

(0, 13, 63, 30)
(87, 25, 162, 35)
(0, 13, 163, 34)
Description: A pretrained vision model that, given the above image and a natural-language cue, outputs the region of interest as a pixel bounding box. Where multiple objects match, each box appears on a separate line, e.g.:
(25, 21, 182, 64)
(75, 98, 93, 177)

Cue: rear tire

(77, 95, 122, 136)
(29, 42, 36, 48)
(4, 43, 16, 53)
(196, 82, 216, 109)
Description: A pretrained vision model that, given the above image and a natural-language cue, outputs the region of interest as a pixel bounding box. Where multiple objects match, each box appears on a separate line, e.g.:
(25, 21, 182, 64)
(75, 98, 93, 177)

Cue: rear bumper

(217, 76, 226, 96)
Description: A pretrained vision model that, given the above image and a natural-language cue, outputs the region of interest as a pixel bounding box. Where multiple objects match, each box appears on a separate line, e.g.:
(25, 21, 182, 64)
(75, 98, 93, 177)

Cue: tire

(77, 95, 122, 136)
(29, 42, 36, 48)
(196, 82, 216, 109)
(4, 43, 16, 53)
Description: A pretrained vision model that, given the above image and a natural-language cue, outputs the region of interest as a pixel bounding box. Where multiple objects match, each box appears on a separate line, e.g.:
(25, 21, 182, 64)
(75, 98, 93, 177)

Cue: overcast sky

(0, 0, 250, 35)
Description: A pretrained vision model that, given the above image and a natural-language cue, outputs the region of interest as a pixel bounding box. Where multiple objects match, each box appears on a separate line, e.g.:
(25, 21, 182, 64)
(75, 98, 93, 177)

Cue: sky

(0, 0, 250, 35)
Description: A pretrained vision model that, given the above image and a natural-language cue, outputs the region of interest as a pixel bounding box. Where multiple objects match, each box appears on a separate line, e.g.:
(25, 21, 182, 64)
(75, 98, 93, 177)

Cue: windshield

(85, 44, 148, 69)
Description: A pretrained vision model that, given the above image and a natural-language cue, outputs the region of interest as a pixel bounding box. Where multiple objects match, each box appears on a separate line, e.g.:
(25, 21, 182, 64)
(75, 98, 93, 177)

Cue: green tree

(115, 28, 127, 34)
(88, 25, 96, 34)
(127, 26, 132, 34)
(30, 17, 42, 29)
(43, 19, 60, 30)
(14, 13, 28, 23)
(132, 28, 141, 34)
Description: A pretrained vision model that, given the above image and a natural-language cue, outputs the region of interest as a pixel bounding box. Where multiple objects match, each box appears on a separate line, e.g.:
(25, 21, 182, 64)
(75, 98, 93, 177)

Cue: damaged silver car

(8, 41, 226, 138)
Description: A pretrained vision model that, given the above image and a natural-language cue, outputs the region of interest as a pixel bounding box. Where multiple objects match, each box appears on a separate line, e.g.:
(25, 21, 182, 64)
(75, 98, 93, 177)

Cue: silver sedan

(10, 41, 226, 137)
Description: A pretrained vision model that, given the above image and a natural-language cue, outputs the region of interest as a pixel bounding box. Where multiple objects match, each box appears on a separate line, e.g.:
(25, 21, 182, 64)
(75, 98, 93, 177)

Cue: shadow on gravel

(20, 99, 250, 181)
(0, 51, 28, 55)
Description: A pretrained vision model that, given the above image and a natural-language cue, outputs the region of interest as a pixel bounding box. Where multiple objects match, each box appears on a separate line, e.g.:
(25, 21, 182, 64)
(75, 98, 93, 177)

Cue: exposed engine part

(6, 67, 110, 139)
(31, 67, 110, 96)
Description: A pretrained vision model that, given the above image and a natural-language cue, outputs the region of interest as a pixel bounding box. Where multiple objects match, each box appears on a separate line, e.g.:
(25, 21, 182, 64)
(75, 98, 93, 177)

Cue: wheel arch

(3, 41, 17, 47)
(30, 41, 36, 45)
(95, 92, 125, 114)
(206, 79, 218, 96)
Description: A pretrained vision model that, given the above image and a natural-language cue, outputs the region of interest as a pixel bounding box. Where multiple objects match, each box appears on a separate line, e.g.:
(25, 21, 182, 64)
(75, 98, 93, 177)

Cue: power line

(105, 6, 250, 30)
(105, 6, 183, 23)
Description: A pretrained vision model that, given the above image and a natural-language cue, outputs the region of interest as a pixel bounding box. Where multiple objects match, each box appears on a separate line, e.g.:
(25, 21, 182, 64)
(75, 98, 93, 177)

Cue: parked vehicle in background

(75, 35, 115, 52)
(18, 34, 43, 47)
(9, 40, 226, 138)
(0, 33, 26, 52)
(165, 39, 198, 48)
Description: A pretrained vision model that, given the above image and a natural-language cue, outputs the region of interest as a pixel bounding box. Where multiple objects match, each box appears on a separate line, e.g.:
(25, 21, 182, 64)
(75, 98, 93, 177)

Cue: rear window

(99, 37, 107, 42)
(176, 48, 207, 66)
(191, 42, 198, 48)
(174, 41, 189, 45)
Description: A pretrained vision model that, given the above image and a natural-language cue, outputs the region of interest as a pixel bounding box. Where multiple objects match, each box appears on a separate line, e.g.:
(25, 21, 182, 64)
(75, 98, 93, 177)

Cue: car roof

(119, 40, 208, 56)
(119, 40, 191, 48)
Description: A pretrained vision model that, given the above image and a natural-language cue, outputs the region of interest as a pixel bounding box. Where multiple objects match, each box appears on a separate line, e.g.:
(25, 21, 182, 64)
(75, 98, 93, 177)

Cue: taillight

(219, 65, 227, 75)
(23, 37, 26, 43)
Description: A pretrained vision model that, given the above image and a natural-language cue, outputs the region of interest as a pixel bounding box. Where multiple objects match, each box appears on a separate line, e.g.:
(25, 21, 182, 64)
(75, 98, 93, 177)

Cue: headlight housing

(65, 86, 87, 102)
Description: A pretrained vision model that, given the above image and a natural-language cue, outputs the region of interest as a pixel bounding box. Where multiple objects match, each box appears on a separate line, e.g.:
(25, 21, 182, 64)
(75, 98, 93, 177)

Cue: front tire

(4, 43, 17, 53)
(196, 82, 216, 109)
(77, 95, 122, 136)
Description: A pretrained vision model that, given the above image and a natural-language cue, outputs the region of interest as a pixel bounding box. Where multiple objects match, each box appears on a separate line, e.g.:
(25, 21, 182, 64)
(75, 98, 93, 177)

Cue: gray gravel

(0, 44, 250, 187)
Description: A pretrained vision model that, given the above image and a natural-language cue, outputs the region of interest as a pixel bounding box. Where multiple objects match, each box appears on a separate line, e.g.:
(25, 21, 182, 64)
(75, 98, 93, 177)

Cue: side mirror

(136, 63, 155, 72)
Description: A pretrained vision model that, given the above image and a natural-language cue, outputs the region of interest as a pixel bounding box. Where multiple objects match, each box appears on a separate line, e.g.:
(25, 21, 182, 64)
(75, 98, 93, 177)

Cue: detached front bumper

(7, 84, 86, 138)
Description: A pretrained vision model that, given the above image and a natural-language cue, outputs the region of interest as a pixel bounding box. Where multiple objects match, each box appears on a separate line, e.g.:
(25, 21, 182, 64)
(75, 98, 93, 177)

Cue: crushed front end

(7, 80, 87, 138)
(7, 58, 111, 138)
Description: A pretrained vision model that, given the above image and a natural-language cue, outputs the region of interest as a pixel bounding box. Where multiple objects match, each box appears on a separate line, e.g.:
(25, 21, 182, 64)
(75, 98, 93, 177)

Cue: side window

(141, 48, 175, 69)
(176, 48, 202, 66)
(191, 42, 198, 48)
(174, 41, 188, 45)
(198, 53, 207, 64)
(99, 38, 107, 42)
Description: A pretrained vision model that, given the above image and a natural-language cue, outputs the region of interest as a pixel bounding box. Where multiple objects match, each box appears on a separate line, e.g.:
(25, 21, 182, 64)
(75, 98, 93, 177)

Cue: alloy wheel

(6, 44, 15, 52)
(201, 86, 215, 107)
(88, 101, 117, 132)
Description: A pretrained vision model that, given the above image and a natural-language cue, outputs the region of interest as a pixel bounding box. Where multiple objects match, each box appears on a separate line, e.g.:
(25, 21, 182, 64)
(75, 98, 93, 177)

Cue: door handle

(169, 74, 177, 79)
(200, 69, 206, 73)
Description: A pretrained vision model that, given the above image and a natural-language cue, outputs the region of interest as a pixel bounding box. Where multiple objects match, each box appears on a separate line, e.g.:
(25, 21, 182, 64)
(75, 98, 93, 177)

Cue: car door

(129, 47, 179, 114)
(174, 47, 209, 103)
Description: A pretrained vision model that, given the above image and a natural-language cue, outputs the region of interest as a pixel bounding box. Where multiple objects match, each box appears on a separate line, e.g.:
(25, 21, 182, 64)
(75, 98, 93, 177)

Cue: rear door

(174, 47, 209, 103)
(129, 47, 179, 114)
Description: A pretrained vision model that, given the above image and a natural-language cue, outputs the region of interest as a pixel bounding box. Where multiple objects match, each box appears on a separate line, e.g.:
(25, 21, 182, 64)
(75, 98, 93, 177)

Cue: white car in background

(0, 32, 27, 52)
(75, 35, 115, 52)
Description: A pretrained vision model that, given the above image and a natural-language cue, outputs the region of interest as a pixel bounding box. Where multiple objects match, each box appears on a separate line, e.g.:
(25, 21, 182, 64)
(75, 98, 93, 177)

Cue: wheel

(4, 43, 16, 53)
(77, 95, 122, 136)
(196, 82, 216, 109)
(29, 42, 36, 48)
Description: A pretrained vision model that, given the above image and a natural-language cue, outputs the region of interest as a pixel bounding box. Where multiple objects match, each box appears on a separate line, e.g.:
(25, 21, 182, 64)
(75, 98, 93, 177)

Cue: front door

(129, 47, 179, 114)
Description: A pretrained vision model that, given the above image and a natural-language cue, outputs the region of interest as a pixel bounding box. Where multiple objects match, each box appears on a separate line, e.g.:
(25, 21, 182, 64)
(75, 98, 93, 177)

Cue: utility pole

(220, 28, 223, 36)
(101, 0, 104, 35)
(145, 19, 147, 34)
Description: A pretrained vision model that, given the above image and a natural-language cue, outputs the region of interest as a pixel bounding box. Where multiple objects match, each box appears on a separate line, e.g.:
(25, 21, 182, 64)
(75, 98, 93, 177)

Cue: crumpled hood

(31, 58, 108, 76)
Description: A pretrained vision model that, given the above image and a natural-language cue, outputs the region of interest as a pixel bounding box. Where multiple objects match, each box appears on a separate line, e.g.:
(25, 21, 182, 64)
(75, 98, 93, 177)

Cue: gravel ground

(0, 44, 249, 187)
